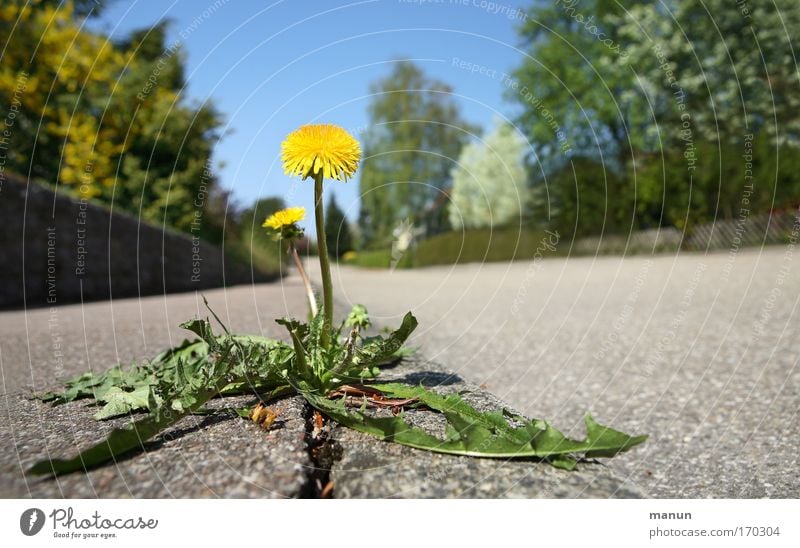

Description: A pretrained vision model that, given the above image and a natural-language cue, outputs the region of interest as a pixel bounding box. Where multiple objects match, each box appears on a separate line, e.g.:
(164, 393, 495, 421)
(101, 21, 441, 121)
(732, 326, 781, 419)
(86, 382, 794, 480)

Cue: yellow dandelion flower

(281, 124, 361, 181)
(262, 207, 306, 230)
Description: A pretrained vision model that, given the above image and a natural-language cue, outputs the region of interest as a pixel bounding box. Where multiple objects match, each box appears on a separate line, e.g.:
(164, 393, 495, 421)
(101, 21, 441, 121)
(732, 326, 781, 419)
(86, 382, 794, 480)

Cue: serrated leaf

(93, 385, 157, 420)
(303, 383, 646, 467)
(581, 415, 648, 458)
(29, 355, 239, 476)
(352, 312, 418, 369)
(28, 389, 212, 476)
(31, 321, 294, 474)
(179, 318, 217, 346)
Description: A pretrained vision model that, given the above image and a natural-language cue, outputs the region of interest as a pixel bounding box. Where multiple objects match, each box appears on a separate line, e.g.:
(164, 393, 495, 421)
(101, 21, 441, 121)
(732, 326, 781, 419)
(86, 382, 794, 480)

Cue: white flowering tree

(449, 122, 528, 230)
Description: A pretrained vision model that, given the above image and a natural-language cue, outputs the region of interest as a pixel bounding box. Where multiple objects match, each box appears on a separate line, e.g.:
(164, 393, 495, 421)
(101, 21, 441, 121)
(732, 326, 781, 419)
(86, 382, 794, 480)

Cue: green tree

(513, 0, 800, 234)
(619, 0, 800, 146)
(0, 1, 223, 233)
(616, 0, 800, 226)
(510, 0, 657, 234)
(195, 186, 240, 246)
(111, 21, 222, 232)
(234, 195, 287, 252)
(325, 194, 353, 258)
(241, 196, 287, 228)
(358, 61, 476, 246)
(226, 195, 286, 274)
(511, 0, 655, 168)
(532, 156, 635, 237)
(41, 0, 109, 17)
(449, 121, 528, 229)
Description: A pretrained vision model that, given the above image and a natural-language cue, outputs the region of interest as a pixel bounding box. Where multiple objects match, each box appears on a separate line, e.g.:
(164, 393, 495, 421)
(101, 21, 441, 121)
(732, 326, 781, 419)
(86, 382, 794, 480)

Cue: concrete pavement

(3, 246, 797, 497)
(0, 279, 313, 497)
(316, 247, 800, 497)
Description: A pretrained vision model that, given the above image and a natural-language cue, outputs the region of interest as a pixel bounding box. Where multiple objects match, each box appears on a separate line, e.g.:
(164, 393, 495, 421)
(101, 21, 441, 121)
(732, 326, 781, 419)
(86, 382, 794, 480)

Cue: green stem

(314, 172, 333, 348)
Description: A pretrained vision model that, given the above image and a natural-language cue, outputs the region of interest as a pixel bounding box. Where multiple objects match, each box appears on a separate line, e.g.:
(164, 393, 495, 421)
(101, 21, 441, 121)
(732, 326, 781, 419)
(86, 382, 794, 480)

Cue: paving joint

(299, 401, 341, 498)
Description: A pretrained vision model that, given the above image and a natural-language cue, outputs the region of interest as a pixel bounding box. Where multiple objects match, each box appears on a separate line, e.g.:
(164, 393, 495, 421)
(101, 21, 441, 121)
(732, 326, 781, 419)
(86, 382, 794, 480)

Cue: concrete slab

(329, 357, 646, 498)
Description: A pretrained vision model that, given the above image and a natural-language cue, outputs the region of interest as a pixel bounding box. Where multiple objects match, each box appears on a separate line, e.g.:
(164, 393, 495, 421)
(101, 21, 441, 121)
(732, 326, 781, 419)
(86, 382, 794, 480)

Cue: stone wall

(0, 174, 276, 308)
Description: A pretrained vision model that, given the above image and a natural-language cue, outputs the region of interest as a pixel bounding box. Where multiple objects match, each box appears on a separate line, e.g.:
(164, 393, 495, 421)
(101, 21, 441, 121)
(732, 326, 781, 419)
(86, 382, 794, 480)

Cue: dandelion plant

(29, 124, 646, 478)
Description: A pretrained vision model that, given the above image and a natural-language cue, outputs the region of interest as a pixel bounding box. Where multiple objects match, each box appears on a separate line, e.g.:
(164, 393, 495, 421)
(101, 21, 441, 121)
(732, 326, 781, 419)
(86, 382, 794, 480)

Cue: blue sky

(89, 0, 530, 231)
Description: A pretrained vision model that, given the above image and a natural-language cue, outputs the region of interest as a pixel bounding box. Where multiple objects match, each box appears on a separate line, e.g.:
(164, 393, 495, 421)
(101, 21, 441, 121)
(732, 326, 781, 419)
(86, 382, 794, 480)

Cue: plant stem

(290, 243, 318, 317)
(313, 171, 333, 348)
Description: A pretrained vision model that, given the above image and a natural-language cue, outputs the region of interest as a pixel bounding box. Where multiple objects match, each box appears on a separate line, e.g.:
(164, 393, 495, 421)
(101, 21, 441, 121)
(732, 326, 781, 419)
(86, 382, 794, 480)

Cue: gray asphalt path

(0, 278, 312, 497)
(3, 247, 798, 498)
(313, 247, 800, 497)
(0, 271, 644, 499)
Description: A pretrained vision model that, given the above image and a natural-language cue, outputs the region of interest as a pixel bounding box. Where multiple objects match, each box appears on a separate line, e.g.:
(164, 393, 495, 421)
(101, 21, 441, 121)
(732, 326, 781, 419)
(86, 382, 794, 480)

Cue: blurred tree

(511, 0, 656, 169)
(358, 61, 476, 246)
(531, 156, 635, 237)
(617, 0, 800, 226)
(40, 0, 109, 17)
(449, 121, 528, 230)
(0, 1, 127, 190)
(111, 17, 222, 232)
(513, 0, 800, 235)
(619, 0, 800, 147)
(195, 185, 241, 246)
(325, 194, 353, 257)
(241, 196, 287, 229)
(234, 195, 286, 251)
(510, 0, 657, 236)
(227, 195, 286, 273)
(0, 0, 223, 233)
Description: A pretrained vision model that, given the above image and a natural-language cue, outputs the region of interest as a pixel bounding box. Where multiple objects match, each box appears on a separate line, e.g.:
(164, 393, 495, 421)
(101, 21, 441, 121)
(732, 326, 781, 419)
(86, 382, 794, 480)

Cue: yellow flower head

(263, 207, 305, 230)
(263, 207, 305, 241)
(281, 124, 361, 181)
